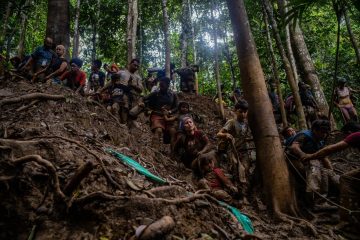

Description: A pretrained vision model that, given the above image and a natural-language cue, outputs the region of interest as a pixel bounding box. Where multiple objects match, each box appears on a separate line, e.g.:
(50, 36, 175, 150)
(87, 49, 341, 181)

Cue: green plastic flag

(218, 201, 254, 234)
(106, 148, 167, 184)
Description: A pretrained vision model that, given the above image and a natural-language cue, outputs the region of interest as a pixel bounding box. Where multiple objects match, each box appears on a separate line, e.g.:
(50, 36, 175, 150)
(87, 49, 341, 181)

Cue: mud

(0, 76, 358, 239)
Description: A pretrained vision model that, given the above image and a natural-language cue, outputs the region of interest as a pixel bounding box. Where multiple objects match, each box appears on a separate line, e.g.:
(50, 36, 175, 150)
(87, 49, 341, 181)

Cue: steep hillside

(0, 76, 356, 239)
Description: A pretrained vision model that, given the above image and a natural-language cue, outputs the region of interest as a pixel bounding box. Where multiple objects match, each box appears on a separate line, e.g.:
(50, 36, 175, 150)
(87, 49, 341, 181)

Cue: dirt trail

(0, 77, 357, 239)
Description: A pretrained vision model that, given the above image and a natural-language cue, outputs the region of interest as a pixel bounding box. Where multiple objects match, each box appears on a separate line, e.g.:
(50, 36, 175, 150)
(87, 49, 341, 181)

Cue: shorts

(150, 114, 175, 132)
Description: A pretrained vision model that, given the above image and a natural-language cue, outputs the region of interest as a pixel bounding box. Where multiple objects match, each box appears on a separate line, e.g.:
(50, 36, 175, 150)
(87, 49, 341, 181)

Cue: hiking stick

(230, 140, 246, 184)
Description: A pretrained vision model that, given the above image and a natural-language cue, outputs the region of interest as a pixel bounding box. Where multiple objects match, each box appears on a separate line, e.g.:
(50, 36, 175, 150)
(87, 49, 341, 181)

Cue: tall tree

(126, 0, 138, 63)
(188, 0, 199, 94)
(180, 0, 190, 68)
(161, 0, 171, 78)
(211, 0, 225, 120)
(1, 2, 13, 53)
(262, 4, 288, 127)
(72, 0, 81, 58)
(263, 0, 307, 129)
(344, 8, 360, 65)
(46, 0, 70, 54)
(17, 0, 31, 59)
(226, 0, 297, 217)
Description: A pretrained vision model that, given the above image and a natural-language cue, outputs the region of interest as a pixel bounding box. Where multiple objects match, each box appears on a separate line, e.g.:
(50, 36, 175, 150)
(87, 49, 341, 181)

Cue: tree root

(16, 99, 40, 112)
(87, 100, 126, 130)
(0, 93, 65, 107)
(63, 161, 95, 196)
(276, 212, 318, 236)
(11, 154, 65, 199)
(26, 135, 123, 190)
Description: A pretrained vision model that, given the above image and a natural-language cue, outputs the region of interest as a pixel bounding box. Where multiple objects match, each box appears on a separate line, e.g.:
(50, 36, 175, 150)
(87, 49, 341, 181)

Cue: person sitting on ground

(32, 45, 68, 84)
(286, 119, 339, 206)
(60, 58, 86, 94)
(192, 151, 238, 203)
(281, 126, 297, 146)
(217, 100, 253, 195)
(141, 77, 178, 149)
(334, 77, 359, 123)
(19, 37, 56, 79)
(87, 59, 105, 94)
(173, 116, 211, 168)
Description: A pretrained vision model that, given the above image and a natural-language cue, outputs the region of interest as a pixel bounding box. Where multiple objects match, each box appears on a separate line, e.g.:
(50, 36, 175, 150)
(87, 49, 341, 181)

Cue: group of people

(6, 37, 360, 217)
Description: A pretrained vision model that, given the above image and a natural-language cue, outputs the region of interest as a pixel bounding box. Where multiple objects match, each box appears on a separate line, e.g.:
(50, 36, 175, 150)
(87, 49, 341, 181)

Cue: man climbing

(141, 77, 178, 150)
(286, 119, 339, 207)
(298, 81, 319, 127)
(334, 77, 359, 123)
(60, 58, 86, 94)
(20, 37, 56, 80)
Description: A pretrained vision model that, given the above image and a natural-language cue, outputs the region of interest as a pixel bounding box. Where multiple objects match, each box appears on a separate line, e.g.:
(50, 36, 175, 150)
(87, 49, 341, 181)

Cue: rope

(284, 153, 360, 215)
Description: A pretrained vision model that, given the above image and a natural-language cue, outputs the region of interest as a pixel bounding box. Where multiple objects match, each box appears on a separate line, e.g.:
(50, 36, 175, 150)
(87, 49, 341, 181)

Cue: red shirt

(344, 132, 360, 150)
(60, 70, 86, 89)
(206, 168, 229, 190)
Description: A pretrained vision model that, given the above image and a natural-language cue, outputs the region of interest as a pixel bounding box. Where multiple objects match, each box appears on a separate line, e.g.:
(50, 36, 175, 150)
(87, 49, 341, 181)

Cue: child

(217, 100, 253, 195)
(193, 152, 238, 203)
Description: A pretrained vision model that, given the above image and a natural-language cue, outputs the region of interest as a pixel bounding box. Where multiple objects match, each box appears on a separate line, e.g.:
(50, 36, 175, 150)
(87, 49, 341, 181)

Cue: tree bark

(46, 0, 70, 56)
(126, 0, 138, 63)
(277, 0, 299, 84)
(263, 0, 307, 129)
(72, 0, 81, 58)
(211, 0, 225, 120)
(180, 0, 190, 68)
(161, 0, 171, 78)
(289, 22, 331, 118)
(188, 0, 199, 94)
(344, 8, 360, 65)
(226, 0, 297, 217)
(17, 0, 31, 59)
(91, 0, 101, 61)
(262, 5, 288, 127)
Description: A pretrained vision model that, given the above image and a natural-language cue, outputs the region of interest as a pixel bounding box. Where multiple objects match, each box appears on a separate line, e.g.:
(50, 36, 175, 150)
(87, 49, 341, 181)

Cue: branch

(0, 93, 65, 107)
(12, 154, 65, 199)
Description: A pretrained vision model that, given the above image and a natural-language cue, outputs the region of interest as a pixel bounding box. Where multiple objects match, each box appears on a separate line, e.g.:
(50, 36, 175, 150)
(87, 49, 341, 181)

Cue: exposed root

(16, 99, 40, 112)
(26, 135, 123, 190)
(0, 93, 65, 107)
(276, 212, 318, 236)
(63, 161, 95, 196)
(11, 154, 65, 199)
(87, 100, 126, 130)
(213, 223, 230, 240)
(72, 191, 125, 206)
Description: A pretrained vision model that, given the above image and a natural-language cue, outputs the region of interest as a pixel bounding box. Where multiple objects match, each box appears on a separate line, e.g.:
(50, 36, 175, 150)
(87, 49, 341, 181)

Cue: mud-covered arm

(302, 141, 349, 162)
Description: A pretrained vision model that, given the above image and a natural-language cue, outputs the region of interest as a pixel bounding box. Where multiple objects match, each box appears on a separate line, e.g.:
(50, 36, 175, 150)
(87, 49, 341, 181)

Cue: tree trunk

(226, 0, 297, 217)
(344, 8, 360, 65)
(262, 5, 288, 127)
(211, 0, 225, 120)
(179, 0, 190, 68)
(0, 2, 12, 52)
(188, 0, 199, 94)
(72, 0, 81, 58)
(161, 0, 171, 78)
(290, 22, 331, 117)
(277, 0, 299, 84)
(46, 0, 70, 56)
(91, 0, 101, 61)
(17, 12, 28, 59)
(126, 0, 138, 63)
(263, 0, 307, 129)
(223, 24, 236, 90)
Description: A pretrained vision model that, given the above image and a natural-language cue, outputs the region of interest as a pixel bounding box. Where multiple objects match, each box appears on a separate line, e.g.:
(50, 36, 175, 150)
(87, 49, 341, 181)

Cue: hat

(159, 76, 171, 85)
(70, 58, 83, 68)
(337, 77, 347, 83)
